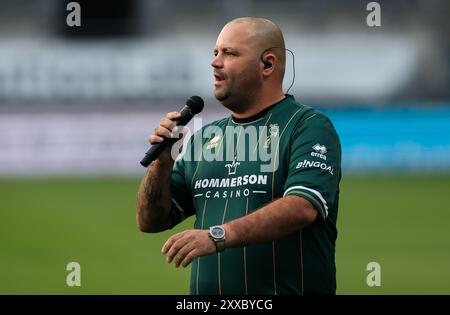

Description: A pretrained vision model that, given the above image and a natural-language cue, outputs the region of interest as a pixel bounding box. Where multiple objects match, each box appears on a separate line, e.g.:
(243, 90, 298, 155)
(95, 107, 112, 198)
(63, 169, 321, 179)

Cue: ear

(261, 53, 276, 76)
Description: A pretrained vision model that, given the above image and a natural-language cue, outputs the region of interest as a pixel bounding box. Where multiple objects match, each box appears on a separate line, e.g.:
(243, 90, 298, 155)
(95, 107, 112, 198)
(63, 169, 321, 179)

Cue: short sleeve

(283, 113, 341, 220)
(170, 145, 196, 227)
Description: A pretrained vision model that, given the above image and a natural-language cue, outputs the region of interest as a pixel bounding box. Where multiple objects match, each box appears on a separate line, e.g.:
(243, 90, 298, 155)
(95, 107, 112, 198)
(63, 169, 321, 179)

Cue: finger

(181, 249, 198, 268)
(159, 118, 176, 131)
(161, 232, 184, 254)
(166, 237, 190, 264)
(154, 125, 173, 139)
(174, 243, 195, 268)
(166, 112, 181, 120)
(149, 134, 164, 144)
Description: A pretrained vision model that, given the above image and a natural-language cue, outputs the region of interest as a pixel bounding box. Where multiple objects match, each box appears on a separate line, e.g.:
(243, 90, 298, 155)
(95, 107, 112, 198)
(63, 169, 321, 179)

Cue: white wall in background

(0, 34, 421, 102)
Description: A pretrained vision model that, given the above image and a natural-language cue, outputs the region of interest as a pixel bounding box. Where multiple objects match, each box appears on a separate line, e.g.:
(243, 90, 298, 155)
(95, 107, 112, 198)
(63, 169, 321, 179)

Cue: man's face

(211, 23, 262, 112)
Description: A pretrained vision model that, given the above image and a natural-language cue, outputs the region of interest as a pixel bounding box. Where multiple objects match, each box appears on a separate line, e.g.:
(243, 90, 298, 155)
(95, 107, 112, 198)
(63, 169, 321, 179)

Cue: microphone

(140, 96, 204, 167)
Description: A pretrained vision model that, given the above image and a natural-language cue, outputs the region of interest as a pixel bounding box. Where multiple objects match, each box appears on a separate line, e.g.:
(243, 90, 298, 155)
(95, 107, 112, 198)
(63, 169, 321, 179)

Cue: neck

(232, 89, 285, 119)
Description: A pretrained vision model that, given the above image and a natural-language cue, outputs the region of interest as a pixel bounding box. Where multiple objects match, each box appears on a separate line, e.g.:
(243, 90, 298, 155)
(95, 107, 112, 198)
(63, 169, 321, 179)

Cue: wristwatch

(208, 225, 226, 252)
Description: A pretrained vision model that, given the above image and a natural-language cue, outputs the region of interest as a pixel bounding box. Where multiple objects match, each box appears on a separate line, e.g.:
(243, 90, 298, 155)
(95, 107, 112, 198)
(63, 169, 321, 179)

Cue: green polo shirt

(170, 95, 341, 295)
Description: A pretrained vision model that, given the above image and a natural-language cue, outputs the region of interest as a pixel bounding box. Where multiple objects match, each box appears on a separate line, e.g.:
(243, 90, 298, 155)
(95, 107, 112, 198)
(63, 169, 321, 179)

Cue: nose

(211, 54, 223, 69)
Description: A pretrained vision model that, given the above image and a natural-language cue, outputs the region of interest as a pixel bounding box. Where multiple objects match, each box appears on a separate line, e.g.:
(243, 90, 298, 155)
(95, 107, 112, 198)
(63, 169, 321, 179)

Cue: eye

(224, 49, 239, 56)
(213, 50, 218, 56)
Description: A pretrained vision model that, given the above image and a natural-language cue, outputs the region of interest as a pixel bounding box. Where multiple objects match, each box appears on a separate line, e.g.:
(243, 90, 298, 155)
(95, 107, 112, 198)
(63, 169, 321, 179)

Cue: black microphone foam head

(186, 95, 204, 115)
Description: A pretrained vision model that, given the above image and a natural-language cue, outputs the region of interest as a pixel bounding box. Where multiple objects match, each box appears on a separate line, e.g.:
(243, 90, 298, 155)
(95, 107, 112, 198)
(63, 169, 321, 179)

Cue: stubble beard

(215, 70, 262, 114)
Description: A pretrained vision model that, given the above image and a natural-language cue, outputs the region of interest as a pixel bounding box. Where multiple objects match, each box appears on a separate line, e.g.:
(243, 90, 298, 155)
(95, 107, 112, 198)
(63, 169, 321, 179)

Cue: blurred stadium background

(0, 0, 449, 294)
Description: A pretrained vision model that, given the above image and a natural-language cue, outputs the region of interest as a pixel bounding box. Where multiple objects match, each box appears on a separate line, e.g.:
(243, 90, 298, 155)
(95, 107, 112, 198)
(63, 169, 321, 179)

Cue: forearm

(223, 196, 318, 247)
(136, 153, 174, 232)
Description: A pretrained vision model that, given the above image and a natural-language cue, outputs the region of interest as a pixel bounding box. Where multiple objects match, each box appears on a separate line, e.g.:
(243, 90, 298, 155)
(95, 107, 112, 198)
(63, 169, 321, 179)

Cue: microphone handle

(140, 106, 193, 167)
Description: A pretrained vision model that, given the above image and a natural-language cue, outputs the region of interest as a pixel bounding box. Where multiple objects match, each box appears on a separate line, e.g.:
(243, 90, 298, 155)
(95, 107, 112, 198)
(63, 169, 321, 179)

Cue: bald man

(136, 17, 342, 295)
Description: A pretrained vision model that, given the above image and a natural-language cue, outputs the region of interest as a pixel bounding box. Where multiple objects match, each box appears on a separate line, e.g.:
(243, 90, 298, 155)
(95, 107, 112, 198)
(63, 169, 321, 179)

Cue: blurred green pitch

(0, 175, 449, 294)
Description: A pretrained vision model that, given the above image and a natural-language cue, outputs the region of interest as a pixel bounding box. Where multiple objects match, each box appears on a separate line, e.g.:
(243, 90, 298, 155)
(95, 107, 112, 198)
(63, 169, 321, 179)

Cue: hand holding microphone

(140, 96, 204, 167)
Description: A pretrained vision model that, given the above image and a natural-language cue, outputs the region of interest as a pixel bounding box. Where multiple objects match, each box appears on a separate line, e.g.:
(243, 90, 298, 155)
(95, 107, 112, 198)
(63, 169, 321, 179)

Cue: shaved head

(224, 17, 286, 79)
(212, 17, 287, 113)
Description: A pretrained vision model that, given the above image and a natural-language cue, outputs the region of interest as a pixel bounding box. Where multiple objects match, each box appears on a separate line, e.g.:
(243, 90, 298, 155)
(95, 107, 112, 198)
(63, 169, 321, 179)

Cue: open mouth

(214, 72, 225, 82)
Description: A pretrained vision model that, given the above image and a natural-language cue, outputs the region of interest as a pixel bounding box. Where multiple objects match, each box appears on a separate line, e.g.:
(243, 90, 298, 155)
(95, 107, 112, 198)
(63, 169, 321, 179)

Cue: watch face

(211, 226, 225, 239)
